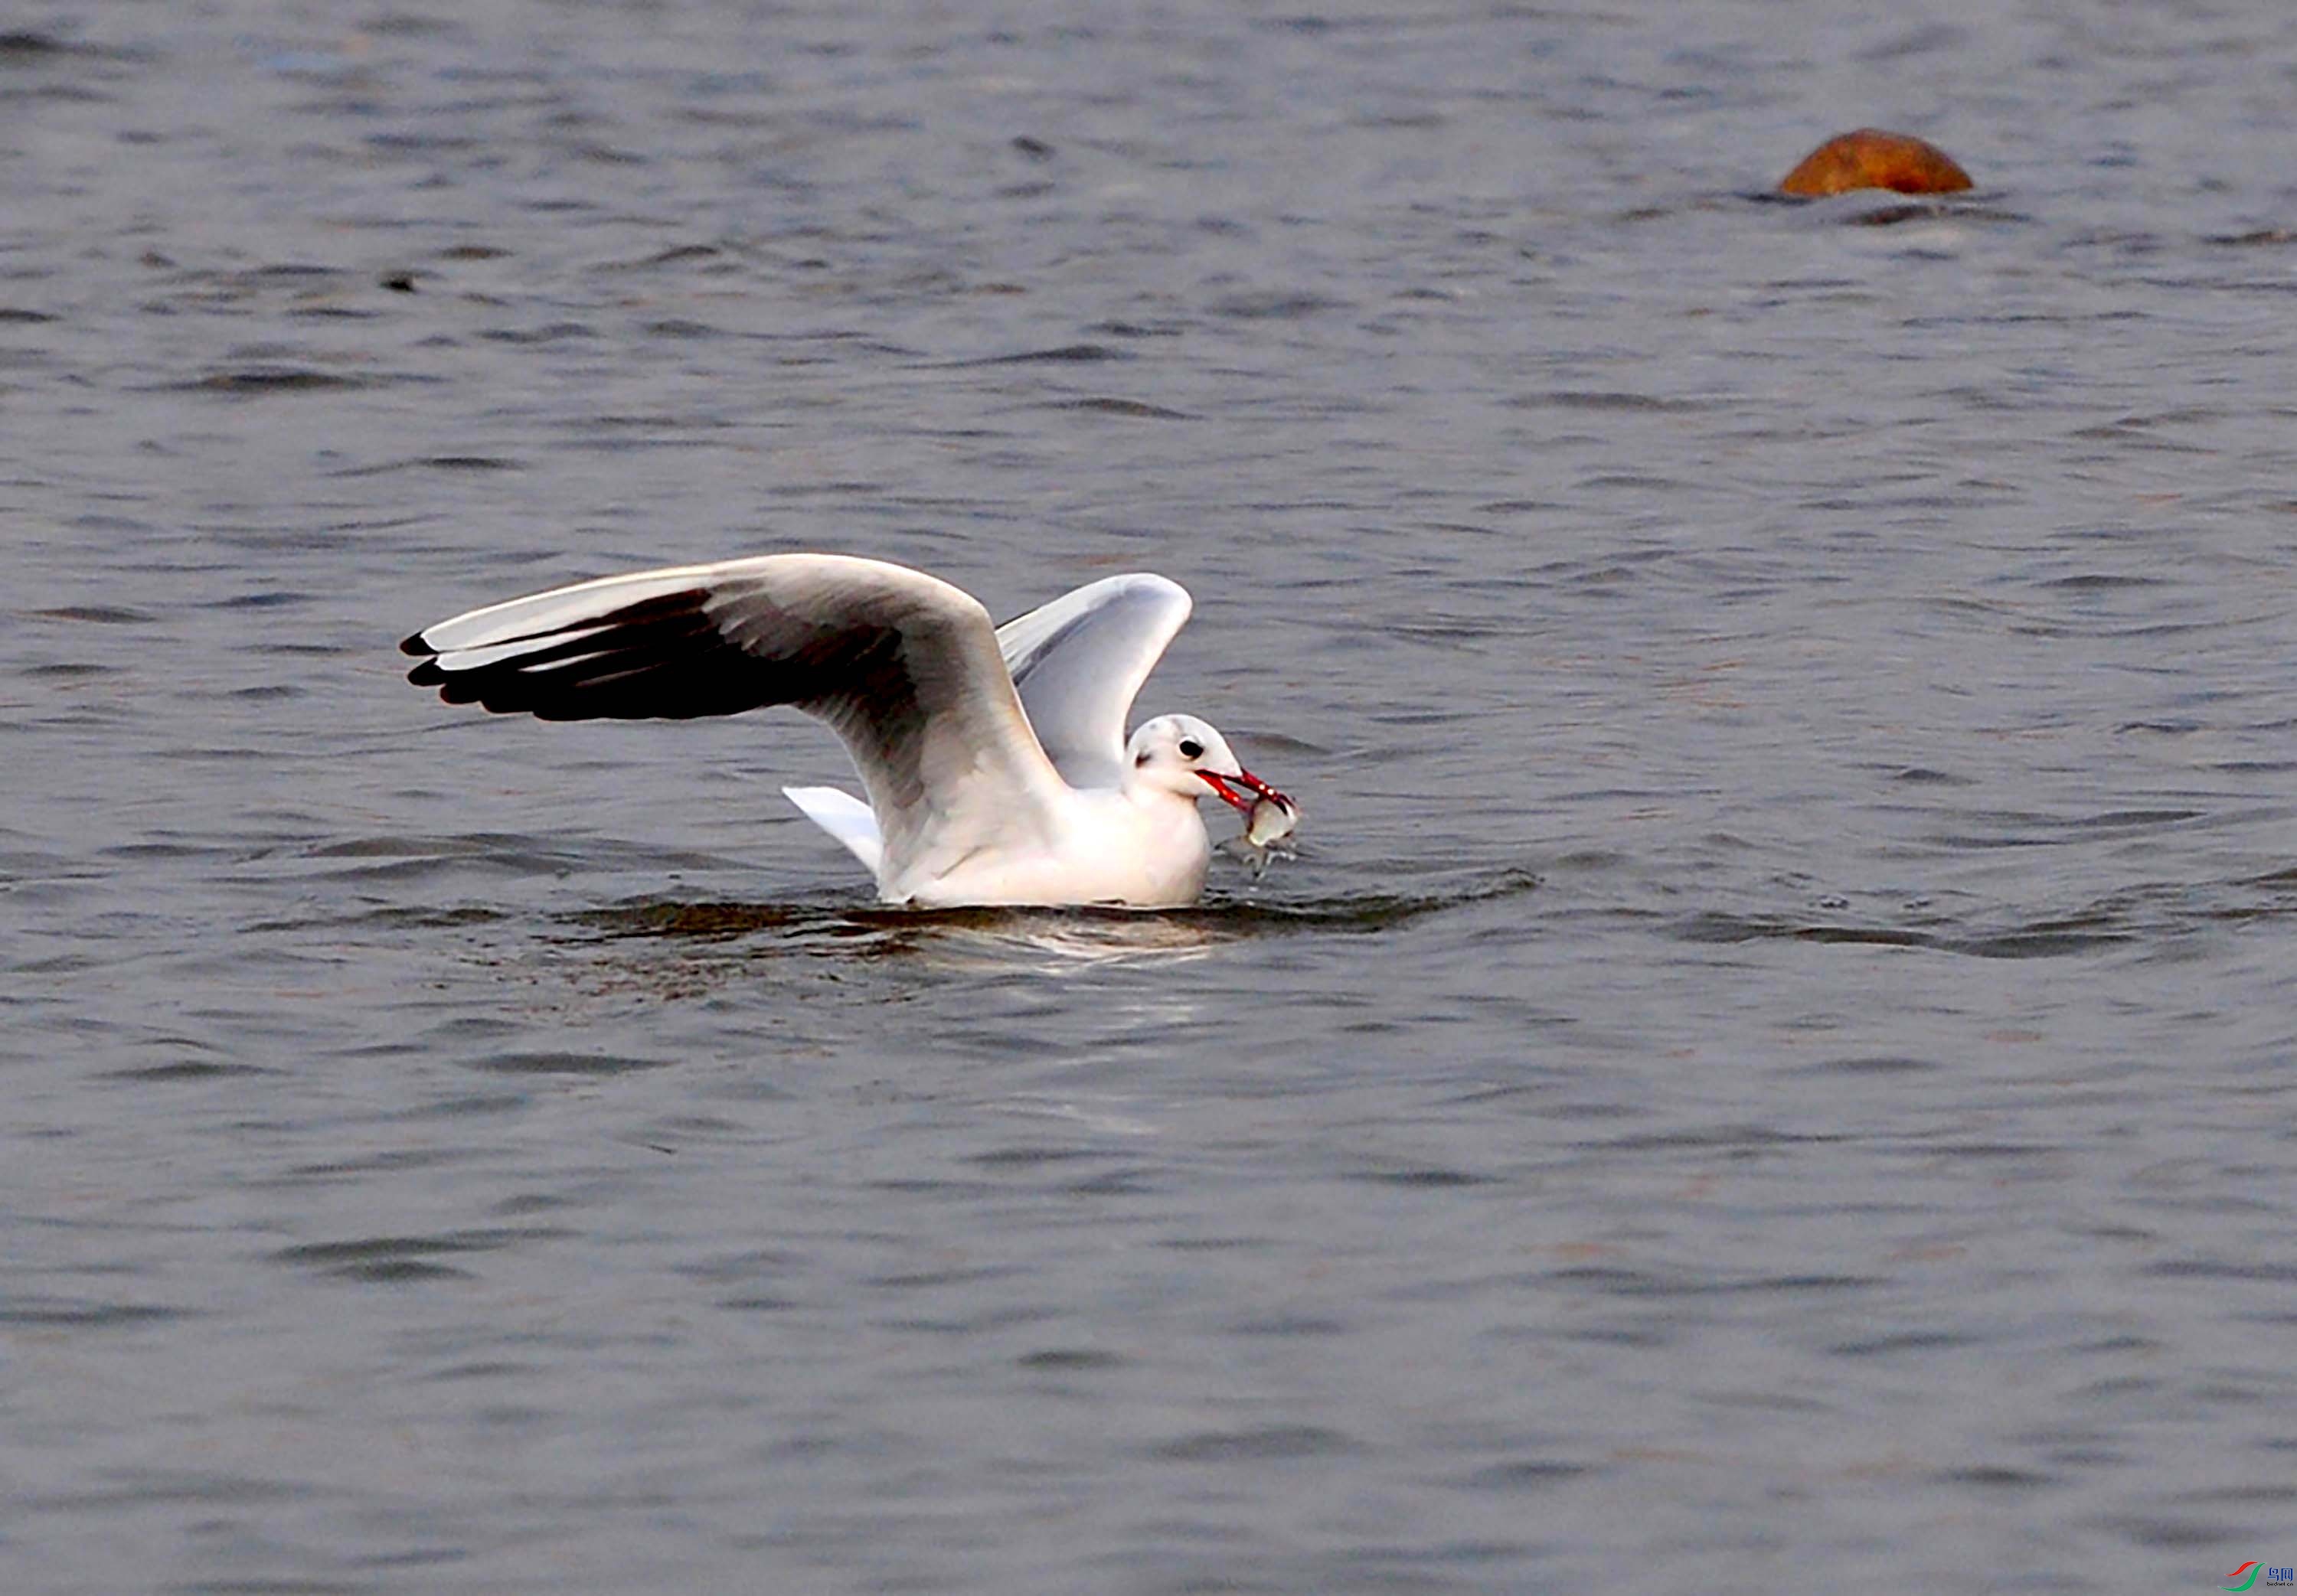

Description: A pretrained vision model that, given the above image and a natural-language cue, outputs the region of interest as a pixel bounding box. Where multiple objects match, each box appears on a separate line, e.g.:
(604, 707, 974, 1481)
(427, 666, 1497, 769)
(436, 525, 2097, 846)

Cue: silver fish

(1225, 793, 1299, 880)
(1201, 769, 1298, 879)
(1244, 792, 1299, 849)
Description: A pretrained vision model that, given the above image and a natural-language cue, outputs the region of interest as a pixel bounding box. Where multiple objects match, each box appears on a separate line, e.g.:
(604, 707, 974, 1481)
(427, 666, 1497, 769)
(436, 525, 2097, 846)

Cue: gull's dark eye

(1135, 751, 1150, 766)
(1178, 738, 1203, 760)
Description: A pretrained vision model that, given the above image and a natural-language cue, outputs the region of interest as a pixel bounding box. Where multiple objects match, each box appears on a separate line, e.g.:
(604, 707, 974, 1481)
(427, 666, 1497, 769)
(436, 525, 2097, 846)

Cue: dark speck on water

(6, 2, 2296, 1592)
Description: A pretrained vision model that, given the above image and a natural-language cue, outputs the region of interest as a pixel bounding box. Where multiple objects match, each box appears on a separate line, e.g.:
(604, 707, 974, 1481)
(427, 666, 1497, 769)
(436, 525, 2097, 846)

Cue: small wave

(1042, 397, 1195, 420)
(564, 868, 1543, 950)
(171, 367, 387, 393)
(1677, 909, 2132, 959)
(329, 455, 521, 478)
(958, 343, 1131, 366)
(1676, 869, 2297, 959)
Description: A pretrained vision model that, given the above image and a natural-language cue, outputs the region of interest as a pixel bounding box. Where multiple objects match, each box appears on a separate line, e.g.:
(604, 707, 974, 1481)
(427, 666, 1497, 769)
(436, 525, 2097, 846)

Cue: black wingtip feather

(397, 583, 929, 746)
(397, 587, 796, 720)
(400, 631, 434, 658)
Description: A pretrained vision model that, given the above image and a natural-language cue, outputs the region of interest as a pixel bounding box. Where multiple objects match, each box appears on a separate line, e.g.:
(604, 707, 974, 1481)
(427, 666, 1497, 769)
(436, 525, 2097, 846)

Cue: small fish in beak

(1198, 768, 1299, 879)
(1243, 791, 1298, 849)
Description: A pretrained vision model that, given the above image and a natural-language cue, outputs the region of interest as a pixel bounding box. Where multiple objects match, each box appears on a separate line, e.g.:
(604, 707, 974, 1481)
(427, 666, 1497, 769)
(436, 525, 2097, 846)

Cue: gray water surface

(8, 3, 2297, 1592)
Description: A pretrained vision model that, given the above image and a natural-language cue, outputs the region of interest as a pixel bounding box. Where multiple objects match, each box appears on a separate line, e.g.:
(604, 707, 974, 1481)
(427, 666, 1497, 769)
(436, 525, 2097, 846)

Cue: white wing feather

(781, 785, 882, 874)
(995, 573, 1192, 791)
(404, 554, 1071, 896)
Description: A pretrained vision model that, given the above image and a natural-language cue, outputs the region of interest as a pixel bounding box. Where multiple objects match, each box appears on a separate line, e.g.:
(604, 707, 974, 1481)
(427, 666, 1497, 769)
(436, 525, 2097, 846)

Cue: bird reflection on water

(566, 872, 1538, 975)
(573, 899, 1256, 975)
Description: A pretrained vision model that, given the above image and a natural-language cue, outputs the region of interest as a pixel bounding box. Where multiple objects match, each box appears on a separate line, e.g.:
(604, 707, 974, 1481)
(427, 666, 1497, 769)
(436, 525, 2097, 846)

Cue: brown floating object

(1779, 129, 1972, 197)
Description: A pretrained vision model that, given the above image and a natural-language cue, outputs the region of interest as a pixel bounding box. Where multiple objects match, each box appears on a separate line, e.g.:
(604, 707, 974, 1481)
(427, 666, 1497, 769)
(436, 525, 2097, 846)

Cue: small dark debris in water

(1893, 766, 1969, 785)
(0, 306, 55, 322)
(381, 271, 417, 292)
(2210, 228, 2297, 247)
(1011, 135, 1055, 161)
(441, 243, 511, 261)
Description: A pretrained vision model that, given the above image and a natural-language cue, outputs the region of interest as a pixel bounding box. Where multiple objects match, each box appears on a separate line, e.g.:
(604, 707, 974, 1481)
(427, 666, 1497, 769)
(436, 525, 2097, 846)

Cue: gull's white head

(1125, 713, 1289, 818)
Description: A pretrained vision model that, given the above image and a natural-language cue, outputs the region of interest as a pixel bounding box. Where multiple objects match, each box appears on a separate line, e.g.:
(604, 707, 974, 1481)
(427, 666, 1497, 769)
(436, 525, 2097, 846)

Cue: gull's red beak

(1197, 768, 1289, 815)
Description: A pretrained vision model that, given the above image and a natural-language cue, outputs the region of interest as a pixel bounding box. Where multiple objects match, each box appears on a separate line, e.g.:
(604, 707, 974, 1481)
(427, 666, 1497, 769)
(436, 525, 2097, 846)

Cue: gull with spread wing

(399, 554, 1295, 908)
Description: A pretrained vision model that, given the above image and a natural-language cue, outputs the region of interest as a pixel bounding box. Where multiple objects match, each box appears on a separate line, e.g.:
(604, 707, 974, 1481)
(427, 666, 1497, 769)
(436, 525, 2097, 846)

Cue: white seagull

(400, 553, 1294, 908)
